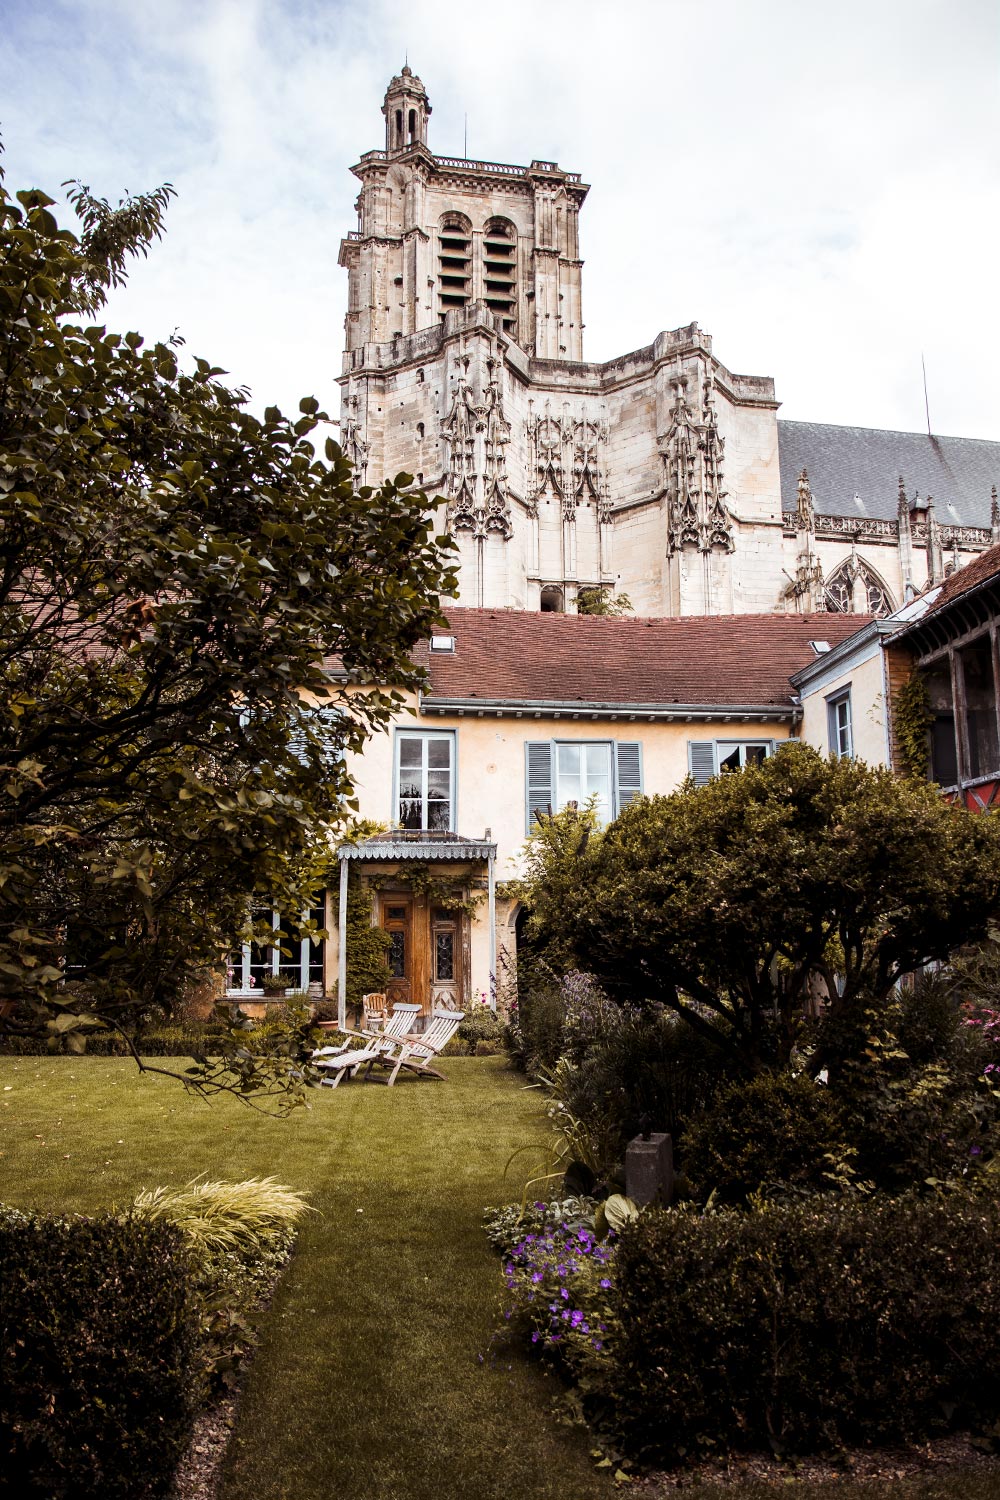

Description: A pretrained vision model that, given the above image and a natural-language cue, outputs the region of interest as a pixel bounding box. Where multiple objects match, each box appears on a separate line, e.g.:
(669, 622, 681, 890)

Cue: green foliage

(333, 875, 391, 1014)
(529, 743, 1000, 1074)
(0, 160, 457, 1085)
(0, 1206, 197, 1499)
(482, 1195, 598, 1258)
(612, 1194, 1000, 1461)
(893, 673, 935, 779)
(458, 999, 503, 1049)
(498, 1217, 617, 1408)
(576, 587, 632, 617)
(683, 1070, 859, 1205)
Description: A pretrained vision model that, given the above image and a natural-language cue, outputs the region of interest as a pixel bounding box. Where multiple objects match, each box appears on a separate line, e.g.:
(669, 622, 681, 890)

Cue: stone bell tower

(339, 66, 589, 358)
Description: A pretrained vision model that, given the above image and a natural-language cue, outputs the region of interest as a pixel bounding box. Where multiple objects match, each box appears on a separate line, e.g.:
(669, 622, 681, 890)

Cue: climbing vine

(369, 862, 483, 918)
(893, 674, 934, 779)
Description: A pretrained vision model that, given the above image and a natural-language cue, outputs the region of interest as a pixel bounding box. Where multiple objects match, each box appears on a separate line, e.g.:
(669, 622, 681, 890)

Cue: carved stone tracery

(663, 377, 734, 554)
(441, 357, 513, 540)
(526, 401, 610, 523)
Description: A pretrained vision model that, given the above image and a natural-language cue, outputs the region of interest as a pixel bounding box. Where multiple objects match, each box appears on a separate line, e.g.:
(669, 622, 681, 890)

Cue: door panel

(382, 900, 412, 1006)
(430, 909, 463, 1011)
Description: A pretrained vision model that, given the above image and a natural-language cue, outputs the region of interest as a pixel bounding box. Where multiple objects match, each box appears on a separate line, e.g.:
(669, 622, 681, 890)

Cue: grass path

(0, 1054, 614, 1500)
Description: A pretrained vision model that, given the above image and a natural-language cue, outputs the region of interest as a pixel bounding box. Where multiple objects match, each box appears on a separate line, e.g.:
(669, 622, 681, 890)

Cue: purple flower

(970, 1145, 983, 1156)
(599, 1278, 612, 1289)
(531, 1331, 540, 1344)
(570, 1310, 584, 1327)
(531, 1271, 543, 1283)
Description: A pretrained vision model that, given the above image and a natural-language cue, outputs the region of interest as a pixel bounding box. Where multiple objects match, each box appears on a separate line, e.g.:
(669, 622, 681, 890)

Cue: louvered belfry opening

(438, 215, 472, 318)
(482, 218, 517, 338)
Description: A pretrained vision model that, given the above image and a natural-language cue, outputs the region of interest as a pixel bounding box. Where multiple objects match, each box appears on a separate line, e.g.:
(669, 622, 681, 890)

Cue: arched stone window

(825, 559, 895, 617)
(482, 217, 517, 339)
(437, 213, 472, 318)
(540, 585, 564, 613)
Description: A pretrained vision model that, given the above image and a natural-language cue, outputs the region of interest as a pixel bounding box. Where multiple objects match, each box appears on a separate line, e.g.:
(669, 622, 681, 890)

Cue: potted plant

(261, 972, 288, 997)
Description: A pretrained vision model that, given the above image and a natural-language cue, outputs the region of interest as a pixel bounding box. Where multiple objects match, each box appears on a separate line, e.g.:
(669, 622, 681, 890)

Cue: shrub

(611, 1194, 1000, 1461)
(505, 974, 566, 1075)
(683, 1070, 857, 1204)
(0, 1207, 197, 1499)
(554, 1009, 734, 1178)
(458, 998, 503, 1050)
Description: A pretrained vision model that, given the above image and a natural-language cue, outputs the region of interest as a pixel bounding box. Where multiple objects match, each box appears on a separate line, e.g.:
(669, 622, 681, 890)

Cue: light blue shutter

(688, 741, 718, 786)
(614, 741, 643, 813)
(525, 742, 554, 832)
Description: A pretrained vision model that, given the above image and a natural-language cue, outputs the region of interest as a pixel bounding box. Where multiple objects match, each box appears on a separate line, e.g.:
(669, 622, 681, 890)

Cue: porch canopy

(336, 830, 498, 1028)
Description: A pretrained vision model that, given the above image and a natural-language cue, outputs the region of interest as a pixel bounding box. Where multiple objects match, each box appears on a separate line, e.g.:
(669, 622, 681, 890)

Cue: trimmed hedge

(0, 1022, 229, 1057)
(612, 1195, 1000, 1461)
(0, 1207, 197, 1498)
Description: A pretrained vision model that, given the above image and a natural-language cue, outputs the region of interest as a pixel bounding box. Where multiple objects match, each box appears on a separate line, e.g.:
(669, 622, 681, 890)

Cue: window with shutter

(688, 741, 718, 786)
(614, 742, 643, 810)
(525, 741, 554, 832)
(689, 739, 775, 785)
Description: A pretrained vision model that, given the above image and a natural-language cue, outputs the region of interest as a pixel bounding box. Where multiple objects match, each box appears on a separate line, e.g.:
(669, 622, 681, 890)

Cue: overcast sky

(3, 0, 999, 442)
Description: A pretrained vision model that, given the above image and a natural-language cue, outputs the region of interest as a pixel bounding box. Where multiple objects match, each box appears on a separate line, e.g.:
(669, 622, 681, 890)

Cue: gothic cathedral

(338, 68, 1000, 618)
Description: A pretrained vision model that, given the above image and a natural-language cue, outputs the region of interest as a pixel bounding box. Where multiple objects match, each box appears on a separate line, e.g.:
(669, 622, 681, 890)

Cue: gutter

(419, 696, 796, 723)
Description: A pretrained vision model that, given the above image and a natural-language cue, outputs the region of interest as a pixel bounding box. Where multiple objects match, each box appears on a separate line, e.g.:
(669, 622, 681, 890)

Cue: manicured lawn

(0, 1054, 613, 1500)
(2, 1055, 998, 1500)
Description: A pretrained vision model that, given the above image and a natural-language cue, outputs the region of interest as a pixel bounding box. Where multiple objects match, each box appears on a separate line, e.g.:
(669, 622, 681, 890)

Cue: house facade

(794, 541, 1000, 812)
(314, 610, 869, 1024)
(338, 68, 1000, 621)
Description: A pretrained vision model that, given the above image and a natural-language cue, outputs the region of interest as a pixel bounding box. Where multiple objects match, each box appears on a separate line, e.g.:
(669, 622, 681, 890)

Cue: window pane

(398, 738, 422, 767)
(961, 638, 999, 780)
(435, 932, 454, 981)
(719, 745, 741, 772)
(744, 745, 768, 767)
(924, 661, 957, 785)
(427, 739, 451, 768)
(388, 931, 405, 979)
(426, 769, 450, 798)
(399, 796, 423, 829)
(558, 744, 581, 777)
(427, 800, 451, 831)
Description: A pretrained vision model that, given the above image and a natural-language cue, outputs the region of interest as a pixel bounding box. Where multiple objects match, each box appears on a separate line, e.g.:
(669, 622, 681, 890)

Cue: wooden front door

(381, 895, 465, 1014)
(383, 898, 413, 1006)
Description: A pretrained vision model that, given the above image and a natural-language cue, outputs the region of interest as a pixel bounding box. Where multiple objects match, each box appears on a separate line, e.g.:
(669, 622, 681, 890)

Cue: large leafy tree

(524, 744, 1000, 1074)
(0, 161, 457, 1076)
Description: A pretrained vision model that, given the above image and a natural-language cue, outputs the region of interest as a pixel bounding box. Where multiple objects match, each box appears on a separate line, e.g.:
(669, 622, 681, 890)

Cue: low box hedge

(0, 1207, 197, 1498)
(611, 1194, 1000, 1462)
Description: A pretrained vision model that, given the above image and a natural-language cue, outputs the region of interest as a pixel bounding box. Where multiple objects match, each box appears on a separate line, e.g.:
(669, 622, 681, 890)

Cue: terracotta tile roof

(921, 540, 1000, 616)
(414, 609, 872, 709)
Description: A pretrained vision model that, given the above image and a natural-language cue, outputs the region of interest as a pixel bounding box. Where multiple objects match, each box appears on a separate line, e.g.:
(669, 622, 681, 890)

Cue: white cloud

(2, 0, 997, 439)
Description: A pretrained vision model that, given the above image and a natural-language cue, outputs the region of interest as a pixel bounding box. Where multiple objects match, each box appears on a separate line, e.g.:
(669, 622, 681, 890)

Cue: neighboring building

(338, 67, 1000, 619)
(316, 610, 868, 1023)
(794, 541, 1000, 812)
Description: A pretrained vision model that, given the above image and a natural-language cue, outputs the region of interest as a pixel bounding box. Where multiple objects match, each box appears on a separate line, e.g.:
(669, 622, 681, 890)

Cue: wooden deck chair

(312, 1002, 420, 1083)
(366, 1007, 465, 1087)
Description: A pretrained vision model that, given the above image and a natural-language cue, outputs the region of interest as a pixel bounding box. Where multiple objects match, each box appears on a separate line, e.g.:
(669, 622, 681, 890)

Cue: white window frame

(227, 902, 326, 996)
(554, 740, 615, 826)
(688, 739, 775, 785)
(827, 689, 854, 759)
(394, 729, 457, 832)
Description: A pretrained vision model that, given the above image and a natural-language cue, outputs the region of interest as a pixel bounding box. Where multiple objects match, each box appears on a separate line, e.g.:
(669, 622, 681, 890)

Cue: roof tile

(415, 609, 871, 709)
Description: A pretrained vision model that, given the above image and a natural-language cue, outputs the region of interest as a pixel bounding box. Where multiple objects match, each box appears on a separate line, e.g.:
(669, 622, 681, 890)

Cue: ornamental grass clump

(133, 1175, 312, 1255)
(132, 1177, 314, 1393)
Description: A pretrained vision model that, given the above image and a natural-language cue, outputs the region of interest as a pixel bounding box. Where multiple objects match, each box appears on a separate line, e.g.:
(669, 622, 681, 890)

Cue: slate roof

(777, 420, 1000, 527)
(415, 609, 872, 710)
